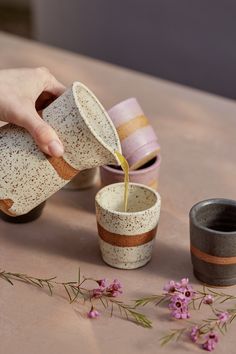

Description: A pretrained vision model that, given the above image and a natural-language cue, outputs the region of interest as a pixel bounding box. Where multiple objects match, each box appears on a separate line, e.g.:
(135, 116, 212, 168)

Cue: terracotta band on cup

(116, 115, 149, 140)
(148, 180, 158, 190)
(191, 244, 236, 265)
(120, 125, 158, 154)
(46, 156, 79, 180)
(0, 198, 15, 216)
(97, 222, 157, 247)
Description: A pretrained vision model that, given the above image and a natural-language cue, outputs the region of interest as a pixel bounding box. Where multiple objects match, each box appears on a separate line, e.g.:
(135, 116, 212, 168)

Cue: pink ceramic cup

(100, 155, 161, 191)
(108, 98, 160, 170)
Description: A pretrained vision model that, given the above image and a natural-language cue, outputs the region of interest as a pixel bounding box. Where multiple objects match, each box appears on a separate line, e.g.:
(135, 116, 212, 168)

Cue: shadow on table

(147, 239, 193, 280)
(141, 208, 197, 283)
(49, 184, 101, 214)
(0, 205, 196, 282)
(0, 215, 103, 266)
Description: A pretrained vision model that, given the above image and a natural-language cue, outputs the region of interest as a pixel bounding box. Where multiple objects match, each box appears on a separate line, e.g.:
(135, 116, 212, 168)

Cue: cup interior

(104, 156, 161, 177)
(109, 156, 158, 171)
(73, 82, 122, 162)
(96, 183, 158, 213)
(192, 200, 236, 232)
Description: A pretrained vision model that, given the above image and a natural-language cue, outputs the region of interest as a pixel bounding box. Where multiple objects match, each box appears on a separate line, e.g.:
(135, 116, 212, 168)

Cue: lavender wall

(32, 0, 236, 99)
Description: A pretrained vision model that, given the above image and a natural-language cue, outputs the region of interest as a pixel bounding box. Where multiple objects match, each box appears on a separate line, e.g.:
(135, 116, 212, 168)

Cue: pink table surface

(0, 32, 236, 354)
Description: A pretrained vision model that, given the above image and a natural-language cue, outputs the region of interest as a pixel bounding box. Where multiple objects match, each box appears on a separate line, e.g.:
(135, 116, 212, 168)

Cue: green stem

(0, 269, 152, 328)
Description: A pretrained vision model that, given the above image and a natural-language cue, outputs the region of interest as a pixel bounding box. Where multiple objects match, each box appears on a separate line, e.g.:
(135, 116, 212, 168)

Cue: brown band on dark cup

(46, 156, 79, 180)
(97, 222, 157, 247)
(191, 244, 236, 265)
(0, 199, 15, 216)
(116, 115, 149, 140)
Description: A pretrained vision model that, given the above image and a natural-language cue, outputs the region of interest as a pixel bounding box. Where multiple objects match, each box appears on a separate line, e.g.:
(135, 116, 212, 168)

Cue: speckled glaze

(95, 183, 161, 269)
(0, 201, 46, 223)
(0, 82, 121, 216)
(100, 156, 161, 191)
(108, 98, 160, 170)
(190, 199, 236, 286)
(63, 168, 99, 190)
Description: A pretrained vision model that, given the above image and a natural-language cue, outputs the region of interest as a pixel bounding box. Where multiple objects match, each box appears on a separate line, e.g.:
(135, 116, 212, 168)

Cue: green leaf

(160, 331, 176, 346)
(99, 297, 108, 310)
(134, 295, 165, 307)
(230, 313, 236, 323)
(1, 274, 14, 285)
(63, 284, 72, 302)
(128, 310, 152, 328)
(70, 288, 81, 304)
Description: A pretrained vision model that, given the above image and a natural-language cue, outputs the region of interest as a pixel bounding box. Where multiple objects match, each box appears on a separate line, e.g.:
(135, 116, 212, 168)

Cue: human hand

(0, 67, 65, 157)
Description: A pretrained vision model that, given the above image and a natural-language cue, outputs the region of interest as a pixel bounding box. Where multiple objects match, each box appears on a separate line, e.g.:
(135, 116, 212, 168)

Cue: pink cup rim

(100, 155, 161, 176)
(108, 97, 141, 113)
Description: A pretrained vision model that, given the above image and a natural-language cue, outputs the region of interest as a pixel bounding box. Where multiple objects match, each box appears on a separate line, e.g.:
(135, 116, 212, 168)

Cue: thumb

(22, 110, 64, 157)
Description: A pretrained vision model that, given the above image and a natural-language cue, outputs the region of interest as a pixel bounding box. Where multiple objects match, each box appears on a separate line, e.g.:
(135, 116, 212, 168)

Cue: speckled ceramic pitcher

(0, 82, 121, 216)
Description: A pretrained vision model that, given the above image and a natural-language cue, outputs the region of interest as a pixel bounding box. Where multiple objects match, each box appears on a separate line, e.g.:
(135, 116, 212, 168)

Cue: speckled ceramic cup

(108, 98, 160, 170)
(100, 155, 161, 191)
(190, 198, 236, 286)
(63, 168, 99, 190)
(95, 183, 161, 269)
(0, 82, 121, 216)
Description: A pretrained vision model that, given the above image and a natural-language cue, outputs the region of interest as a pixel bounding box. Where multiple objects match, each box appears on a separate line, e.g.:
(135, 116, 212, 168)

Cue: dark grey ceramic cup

(189, 198, 236, 286)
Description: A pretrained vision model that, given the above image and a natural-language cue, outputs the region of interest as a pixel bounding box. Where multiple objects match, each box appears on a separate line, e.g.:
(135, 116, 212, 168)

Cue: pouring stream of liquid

(115, 151, 129, 212)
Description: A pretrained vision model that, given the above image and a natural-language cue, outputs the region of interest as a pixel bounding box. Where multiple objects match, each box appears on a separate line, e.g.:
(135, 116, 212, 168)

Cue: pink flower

(163, 280, 176, 293)
(92, 287, 104, 298)
(190, 326, 199, 342)
(92, 279, 107, 298)
(97, 278, 107, 288)
(164, 278, 195, 319)
(88, 307, 100, 319)
(178, 278, 189, 288)
(202, 332, 219, 351)
(163, 278, 196, 302)
(106, 279, 123, 297)
(203, 295, 214, 305)
(182, 285, 195, 302)
(169, 294, 190, 319)
(217, 311, 229, 324)
(176, 278, 195, 302)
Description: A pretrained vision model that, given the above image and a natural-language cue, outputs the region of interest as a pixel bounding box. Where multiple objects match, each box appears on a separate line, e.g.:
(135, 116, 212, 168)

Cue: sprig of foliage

(0, 268, 151, 328)
(1, 270, 236, 350)
(134, 294, 168, 307)
(160, 328, 187, 346)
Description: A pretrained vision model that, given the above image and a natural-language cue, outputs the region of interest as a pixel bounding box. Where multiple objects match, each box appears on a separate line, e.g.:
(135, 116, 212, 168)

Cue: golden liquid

(115, 151, 129, 212)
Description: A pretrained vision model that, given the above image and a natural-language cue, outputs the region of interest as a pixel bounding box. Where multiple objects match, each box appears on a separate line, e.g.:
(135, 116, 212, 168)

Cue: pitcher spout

(42, 82, 122, 171)
(72, 82, 122, 167)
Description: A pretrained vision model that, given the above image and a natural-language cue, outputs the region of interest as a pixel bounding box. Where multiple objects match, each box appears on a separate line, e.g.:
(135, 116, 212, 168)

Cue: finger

(36, 67, 66, 97)
(21, 109, 64, 157)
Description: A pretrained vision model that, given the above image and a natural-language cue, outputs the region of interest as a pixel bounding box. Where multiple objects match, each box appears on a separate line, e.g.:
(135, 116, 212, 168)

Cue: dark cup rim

(189, 198, 236, 235)
(100, 155, 161, 176)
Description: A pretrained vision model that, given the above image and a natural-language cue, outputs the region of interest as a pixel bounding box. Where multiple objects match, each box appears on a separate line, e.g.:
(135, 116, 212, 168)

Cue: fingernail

(48, 140, 64, 157)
